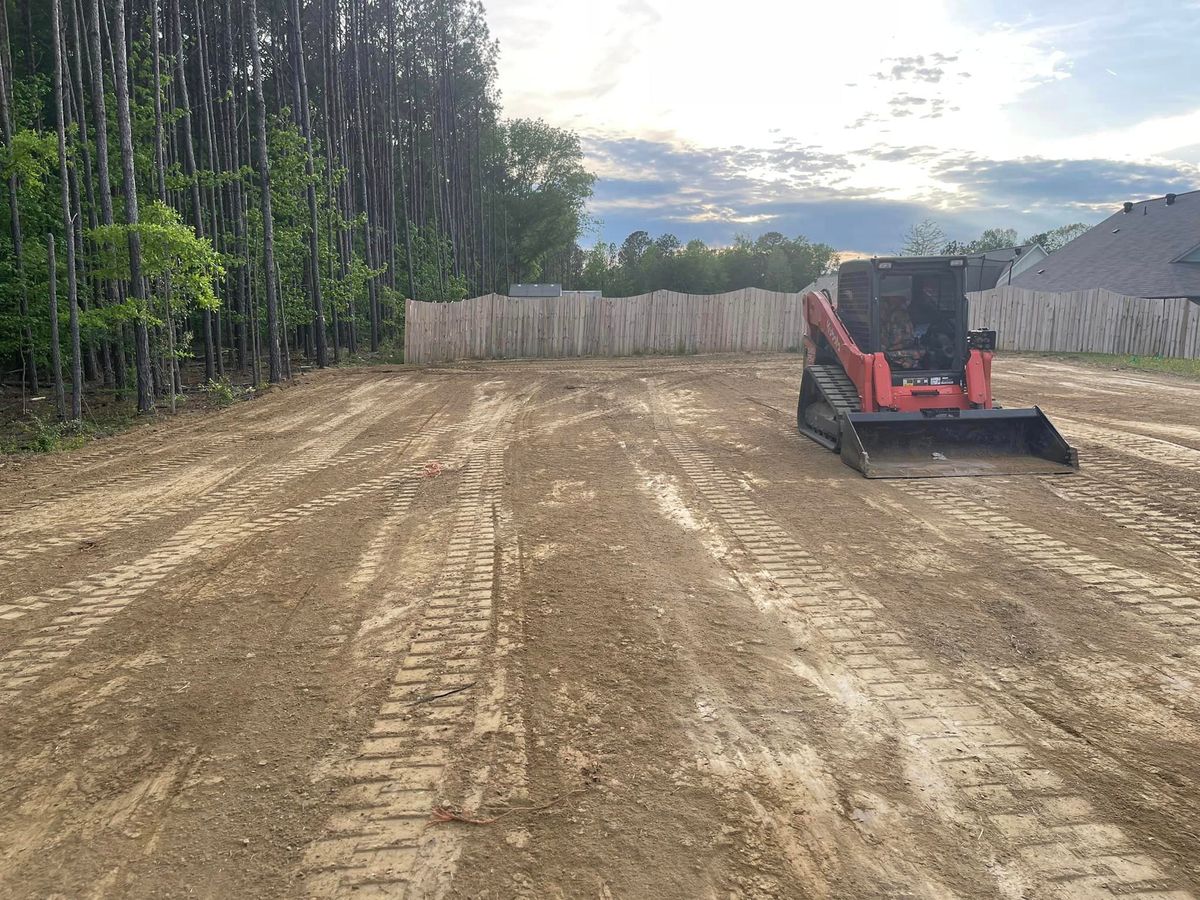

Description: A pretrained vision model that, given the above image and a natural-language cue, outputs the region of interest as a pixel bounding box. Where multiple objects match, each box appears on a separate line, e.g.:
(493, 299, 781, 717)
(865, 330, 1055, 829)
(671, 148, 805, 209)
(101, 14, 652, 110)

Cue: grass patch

(1014, 351, 1200, 380)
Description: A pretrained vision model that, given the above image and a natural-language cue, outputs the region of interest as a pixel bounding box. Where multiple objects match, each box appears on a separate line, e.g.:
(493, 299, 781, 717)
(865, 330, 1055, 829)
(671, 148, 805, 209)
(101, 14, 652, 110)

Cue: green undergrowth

(336, 341, 405, 366)
(2, 379, 246, 457)
(0, 412, 125, 455)
(1014, 351, 1200, 380)
(202, 377, 238, 408)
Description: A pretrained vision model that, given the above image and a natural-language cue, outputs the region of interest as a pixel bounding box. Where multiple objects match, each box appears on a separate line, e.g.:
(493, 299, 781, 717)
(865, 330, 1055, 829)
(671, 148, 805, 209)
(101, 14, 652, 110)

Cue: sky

(487, 0, 1200, 254)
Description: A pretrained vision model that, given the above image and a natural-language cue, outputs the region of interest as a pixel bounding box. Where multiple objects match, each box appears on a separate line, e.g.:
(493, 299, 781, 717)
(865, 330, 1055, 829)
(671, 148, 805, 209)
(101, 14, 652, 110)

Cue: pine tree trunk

(319, 0, 340, 362)
(64, 89, 91, 387)
(193, 0, 224, 379)
(248, 0, 282, 382)
(47, 234, 66, 419)
(151, 0, 177, 412)
(85, 0, 121, 388)
(51, 0, 82, 419)
(151, 0, 168, 205)
(0, 2, 38, 393)
(349, 0, 379, 350)
(67, 0, 99, 383)
(172, 0, 213, 382)
(291, 0, 327, 367)
(223, 0, 249, 374)
(110, 0, 153, 413)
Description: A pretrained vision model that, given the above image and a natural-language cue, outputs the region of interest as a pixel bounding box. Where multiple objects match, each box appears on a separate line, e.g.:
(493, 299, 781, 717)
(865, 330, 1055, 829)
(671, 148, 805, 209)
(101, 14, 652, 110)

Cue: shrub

(203, 378, 236, 408)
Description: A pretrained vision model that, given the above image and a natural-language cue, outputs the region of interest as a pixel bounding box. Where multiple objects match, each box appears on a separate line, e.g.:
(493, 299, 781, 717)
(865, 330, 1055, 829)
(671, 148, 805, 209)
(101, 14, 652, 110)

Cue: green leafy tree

(1024, 223, 1090, 252)
(0, 128, 57, 373)
(580, 241, 618, 294)
(764, 246, 794, 291)
(673, 239, 721, 293)
(406, 225, 468, 301)
(943, 227, 1019, 254)
(1, 0, 601, 416)
(87, 200, 225, 326)
(499, 119, 595, 284)
(575, 230, 837, 296)
(617, 230, 652, 270)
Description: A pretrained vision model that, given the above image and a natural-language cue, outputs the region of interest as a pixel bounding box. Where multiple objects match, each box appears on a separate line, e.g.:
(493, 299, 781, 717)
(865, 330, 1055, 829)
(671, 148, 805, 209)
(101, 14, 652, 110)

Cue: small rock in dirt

(505, 829, 531, 849)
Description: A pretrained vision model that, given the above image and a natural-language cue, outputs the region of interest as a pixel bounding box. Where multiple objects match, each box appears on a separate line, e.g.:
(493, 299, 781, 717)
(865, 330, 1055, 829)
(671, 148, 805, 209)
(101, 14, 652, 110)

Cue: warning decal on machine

(901, 376, 958, 386)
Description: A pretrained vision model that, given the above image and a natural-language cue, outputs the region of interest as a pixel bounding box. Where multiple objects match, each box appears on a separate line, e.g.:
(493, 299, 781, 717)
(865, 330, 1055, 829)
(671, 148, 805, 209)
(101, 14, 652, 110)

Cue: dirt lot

(2, 354, 1199, 899)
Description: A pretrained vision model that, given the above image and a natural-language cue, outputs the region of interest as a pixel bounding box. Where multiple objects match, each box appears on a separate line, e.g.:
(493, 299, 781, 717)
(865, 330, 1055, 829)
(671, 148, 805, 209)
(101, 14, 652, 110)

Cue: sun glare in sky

(489, 0, 1200, 250)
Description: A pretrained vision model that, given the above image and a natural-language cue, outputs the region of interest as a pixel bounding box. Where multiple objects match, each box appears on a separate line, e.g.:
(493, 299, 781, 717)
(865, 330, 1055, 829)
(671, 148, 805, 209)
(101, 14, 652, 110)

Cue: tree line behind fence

(404, 286, 1200, 364)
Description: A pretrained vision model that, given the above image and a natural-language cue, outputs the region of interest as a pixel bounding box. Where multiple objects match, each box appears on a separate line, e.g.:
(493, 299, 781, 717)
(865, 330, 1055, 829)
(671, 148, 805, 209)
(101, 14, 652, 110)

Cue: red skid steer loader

(798, 256, 1078, 478)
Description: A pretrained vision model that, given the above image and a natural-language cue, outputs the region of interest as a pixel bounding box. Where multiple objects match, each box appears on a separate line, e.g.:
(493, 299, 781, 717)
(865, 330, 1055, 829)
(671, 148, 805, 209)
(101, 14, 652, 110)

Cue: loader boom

(803, 289, 880, 412)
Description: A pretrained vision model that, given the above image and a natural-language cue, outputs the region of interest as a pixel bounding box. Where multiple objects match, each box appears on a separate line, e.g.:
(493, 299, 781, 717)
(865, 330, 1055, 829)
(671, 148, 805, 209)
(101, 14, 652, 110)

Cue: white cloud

(488, 0, 1197, 241)
(492, 1, 1071, 162)
(1047, 107, 1200, 163)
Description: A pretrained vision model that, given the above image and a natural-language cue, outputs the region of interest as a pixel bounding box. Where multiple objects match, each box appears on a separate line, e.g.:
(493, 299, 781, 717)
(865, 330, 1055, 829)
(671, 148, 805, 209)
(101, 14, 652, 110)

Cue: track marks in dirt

(1046, 474, 1200, 570)
(898, 482, 1200, 654)
(0, 464, 447, 699)
(1040, 417, 1200, 476)
(655, 427, 1189, 898)
(0, 390, 498, 621)
(0, 436, 246, 538)
(0, 376, 430, 543)
(1079, 454, 1200, 509)
(302, 446, 503, 897)
(0, 387, 507, 683)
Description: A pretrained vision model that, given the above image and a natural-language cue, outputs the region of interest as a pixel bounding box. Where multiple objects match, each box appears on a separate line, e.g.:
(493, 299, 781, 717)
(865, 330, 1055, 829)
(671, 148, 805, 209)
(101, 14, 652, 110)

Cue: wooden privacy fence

(403, 288, 808, 364)
(403, 284, 1200, 364)
(967, 286, 1200, 359)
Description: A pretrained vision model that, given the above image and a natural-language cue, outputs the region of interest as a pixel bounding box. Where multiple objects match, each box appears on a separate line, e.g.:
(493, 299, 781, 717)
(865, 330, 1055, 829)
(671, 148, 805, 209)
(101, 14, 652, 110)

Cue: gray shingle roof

(801, 274, 838, 297)
(1010, 191, 1200, 298)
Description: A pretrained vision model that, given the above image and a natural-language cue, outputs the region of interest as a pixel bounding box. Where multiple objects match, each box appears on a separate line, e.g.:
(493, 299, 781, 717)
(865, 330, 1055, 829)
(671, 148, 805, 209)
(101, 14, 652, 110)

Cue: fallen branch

(407, 682, 476, 705)
(430, 789, 587, 826)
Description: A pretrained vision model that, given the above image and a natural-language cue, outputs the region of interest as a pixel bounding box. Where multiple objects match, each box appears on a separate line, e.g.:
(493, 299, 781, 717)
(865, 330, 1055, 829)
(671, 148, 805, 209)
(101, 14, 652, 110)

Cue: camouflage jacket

(880, 299, 922, 369)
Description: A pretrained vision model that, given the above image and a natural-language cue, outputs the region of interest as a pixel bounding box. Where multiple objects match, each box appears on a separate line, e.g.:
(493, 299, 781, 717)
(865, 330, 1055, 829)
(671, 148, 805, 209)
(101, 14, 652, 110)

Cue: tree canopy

(573, 230, 838, 296)
(901, 220, 1092, 257)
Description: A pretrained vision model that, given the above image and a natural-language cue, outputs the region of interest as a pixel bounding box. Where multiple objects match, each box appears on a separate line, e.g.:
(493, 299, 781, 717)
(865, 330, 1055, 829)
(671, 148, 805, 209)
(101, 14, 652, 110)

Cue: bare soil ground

(2, 354, 1199, 899)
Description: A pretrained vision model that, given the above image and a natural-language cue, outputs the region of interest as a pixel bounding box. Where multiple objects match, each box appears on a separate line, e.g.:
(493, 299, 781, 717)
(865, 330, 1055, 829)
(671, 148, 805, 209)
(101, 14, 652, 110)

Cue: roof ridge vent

(1166, 193, 1178, 206)
(1123, 201, 1134, 213)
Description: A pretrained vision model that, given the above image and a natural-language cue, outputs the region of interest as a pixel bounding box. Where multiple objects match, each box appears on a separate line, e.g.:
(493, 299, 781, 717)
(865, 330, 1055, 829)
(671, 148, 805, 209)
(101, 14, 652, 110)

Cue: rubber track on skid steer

(799, 365, 861, 449)
(808, 364, 861, 416)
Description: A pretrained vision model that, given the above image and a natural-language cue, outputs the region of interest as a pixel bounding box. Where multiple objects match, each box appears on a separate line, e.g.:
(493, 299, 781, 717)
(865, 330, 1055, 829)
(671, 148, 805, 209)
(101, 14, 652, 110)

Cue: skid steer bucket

(839, 407, 1078, 478)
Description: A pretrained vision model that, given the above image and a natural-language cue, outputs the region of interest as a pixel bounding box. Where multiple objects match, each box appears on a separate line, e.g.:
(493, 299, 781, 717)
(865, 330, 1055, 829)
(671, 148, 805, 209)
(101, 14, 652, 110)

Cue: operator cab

(836, 257, 968, 388)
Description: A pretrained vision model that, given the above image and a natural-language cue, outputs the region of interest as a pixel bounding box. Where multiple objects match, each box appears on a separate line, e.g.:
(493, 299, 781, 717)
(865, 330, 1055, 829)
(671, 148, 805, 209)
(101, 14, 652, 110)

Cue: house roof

(1011, 191, 1200, 298)
(801, 274, 838, 297)
(965, 245, 1048, 290)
